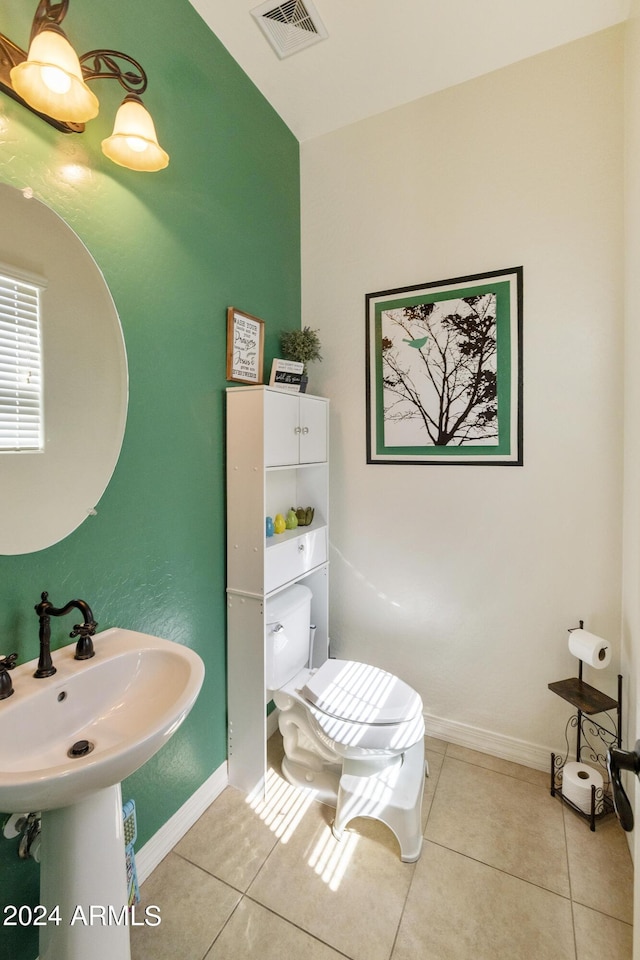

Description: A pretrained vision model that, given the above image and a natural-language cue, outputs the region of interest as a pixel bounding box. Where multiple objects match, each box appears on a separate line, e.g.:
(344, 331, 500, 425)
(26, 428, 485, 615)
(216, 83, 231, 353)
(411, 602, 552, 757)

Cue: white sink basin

(0, 627, 205, 812)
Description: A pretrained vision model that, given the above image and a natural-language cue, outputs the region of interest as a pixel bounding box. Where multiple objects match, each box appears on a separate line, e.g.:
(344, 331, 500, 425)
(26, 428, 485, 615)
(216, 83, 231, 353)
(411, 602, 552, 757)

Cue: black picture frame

(365, 267, 523, 465)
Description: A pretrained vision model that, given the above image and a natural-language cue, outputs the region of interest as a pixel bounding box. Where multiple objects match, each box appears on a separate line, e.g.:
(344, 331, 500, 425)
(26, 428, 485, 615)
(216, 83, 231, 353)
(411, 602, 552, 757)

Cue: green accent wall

(0, 2, 300, 957)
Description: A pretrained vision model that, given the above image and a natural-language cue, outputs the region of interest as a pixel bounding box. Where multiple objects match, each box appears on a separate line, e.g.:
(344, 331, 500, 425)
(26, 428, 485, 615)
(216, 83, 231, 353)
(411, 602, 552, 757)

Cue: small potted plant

(280, 326, 322, 392)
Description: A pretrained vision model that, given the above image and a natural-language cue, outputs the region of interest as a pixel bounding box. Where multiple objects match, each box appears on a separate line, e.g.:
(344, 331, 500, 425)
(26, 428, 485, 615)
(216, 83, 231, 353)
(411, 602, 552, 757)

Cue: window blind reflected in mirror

(0, 266, 45, 452)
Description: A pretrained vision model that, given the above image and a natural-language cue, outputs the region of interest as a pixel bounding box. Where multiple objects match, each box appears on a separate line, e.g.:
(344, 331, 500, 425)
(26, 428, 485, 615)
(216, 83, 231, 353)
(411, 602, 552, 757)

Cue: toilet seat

(301, 658, 422, 725)
(279, 659, 425, 755)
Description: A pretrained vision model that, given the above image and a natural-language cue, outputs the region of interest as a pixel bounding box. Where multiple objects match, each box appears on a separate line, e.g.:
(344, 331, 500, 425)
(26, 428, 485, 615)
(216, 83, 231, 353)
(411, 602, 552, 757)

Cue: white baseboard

(424, 713, 555, 773)
(135, 761, 228, 885)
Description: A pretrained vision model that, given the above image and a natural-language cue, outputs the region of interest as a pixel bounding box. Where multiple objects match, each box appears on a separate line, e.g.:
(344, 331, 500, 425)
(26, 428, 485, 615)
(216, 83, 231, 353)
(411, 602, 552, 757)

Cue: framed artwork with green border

(365, 267, 523, 465)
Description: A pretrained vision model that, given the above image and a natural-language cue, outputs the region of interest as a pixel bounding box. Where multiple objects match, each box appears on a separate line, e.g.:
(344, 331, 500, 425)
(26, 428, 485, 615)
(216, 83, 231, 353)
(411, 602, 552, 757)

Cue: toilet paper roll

(562, 761, 604, 814)
(568, 629, 611, 669)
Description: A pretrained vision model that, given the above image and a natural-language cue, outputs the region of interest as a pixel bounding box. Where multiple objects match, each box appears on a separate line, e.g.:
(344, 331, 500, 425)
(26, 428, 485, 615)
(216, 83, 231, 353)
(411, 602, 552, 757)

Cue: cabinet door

(264, 391, 299, 466)
(299, 396, 327, 463)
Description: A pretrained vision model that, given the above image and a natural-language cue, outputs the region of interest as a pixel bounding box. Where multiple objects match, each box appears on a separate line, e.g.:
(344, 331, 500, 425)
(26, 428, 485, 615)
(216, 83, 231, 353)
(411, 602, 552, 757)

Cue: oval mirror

(0, 184, 128, 555)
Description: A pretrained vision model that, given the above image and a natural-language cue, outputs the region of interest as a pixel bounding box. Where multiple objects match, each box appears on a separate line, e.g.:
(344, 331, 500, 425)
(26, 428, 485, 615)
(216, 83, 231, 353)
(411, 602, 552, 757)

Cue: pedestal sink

(0, 627, 205, 960)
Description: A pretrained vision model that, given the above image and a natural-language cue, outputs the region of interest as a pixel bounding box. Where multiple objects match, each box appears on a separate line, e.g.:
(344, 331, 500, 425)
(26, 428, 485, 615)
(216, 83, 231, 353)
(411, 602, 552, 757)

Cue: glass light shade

(10, 28, 99, 123)
(101, 96, 169, 172)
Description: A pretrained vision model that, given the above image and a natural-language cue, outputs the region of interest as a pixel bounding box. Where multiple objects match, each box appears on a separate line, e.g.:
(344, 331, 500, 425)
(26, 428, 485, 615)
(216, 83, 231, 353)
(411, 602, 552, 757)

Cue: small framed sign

(269, 358, 304, 393)
(226, 307, 265, 384)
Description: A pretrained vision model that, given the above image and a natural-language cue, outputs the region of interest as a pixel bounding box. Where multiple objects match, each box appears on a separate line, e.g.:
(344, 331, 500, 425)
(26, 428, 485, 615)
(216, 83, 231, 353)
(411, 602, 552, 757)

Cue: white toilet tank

(265, 584, 312, 690)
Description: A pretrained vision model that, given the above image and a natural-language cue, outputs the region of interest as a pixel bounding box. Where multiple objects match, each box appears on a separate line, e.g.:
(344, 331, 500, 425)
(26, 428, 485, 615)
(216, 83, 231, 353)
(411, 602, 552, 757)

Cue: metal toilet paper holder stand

(548, 620, 622, 831)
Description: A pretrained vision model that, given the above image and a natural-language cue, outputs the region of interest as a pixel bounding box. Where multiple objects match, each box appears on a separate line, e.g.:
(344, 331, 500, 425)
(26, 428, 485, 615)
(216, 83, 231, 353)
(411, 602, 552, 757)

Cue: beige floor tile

(206, 897, 349, 960)
(445, 743, 549, 787)
(392, 841, 575, 960)
(424, 757, 570, 896)
(425, 735, 448, 756)
(248, 796, 415, 960)
(175, 785, 279, 892)
(564, 810, 633, 923)
(130, 853, 240, 960)
(133, 732, 634, 960)
(573, 903, 632, 960)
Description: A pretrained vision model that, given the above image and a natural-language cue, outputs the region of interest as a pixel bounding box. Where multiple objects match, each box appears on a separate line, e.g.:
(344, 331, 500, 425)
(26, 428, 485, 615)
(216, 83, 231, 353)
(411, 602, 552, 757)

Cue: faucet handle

(69, 620, 97, 639)
(0, 653, 17, 701)
(70, 621, 97, 661)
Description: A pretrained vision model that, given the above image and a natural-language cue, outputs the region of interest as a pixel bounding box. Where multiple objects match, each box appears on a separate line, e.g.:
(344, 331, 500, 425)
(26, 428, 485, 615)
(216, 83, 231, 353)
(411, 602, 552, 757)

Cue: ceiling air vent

(251, 0, 328, 59)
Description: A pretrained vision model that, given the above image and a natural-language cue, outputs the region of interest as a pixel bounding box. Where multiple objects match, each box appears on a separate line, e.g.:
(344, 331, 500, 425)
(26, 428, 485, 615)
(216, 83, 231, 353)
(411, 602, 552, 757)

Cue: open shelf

(547, 678, 618, 715)
(265, 520, 326, 549)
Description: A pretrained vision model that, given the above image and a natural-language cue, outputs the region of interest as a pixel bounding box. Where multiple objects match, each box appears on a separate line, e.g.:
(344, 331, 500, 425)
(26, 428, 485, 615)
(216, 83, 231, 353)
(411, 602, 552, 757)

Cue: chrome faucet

(34, 591, 98, 678)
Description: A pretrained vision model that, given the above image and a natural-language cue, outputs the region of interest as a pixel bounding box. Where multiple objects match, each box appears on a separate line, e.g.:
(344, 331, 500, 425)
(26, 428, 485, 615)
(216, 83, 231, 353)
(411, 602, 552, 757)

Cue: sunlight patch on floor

(246, 762, 360, 890)
(247, 766, 317, 844)
(307, 822, 360, 892)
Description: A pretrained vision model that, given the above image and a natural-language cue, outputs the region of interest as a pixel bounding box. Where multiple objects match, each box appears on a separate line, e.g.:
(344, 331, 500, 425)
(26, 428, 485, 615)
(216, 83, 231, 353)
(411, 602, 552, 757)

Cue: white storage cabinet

(226, 386, 329, 794)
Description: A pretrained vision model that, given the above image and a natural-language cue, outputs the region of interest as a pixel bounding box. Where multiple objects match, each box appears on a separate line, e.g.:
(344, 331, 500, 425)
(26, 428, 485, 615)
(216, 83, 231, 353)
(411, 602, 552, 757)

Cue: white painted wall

(301, 27, 625, 765)
(623, 4, 640, 955)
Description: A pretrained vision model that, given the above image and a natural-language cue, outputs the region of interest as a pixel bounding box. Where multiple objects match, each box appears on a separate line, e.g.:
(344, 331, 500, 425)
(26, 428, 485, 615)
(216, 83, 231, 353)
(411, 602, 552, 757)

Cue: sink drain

(67, 739, 94, 758)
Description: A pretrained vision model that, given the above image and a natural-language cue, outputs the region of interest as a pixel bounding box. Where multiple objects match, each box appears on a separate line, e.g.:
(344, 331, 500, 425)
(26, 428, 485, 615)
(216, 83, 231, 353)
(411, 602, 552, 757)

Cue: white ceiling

(188, 0, 630, 141)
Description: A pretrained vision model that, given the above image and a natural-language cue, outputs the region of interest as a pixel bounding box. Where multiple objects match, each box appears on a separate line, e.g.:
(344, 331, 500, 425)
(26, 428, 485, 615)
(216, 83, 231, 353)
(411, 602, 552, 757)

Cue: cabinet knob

(298, 543, 305, 552)
(301, 427, 309, 435)
(294, 427, 302, 435)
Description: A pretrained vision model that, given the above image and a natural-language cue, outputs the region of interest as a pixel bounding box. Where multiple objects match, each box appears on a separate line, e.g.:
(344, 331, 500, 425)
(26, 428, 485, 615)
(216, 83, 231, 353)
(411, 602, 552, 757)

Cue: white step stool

(331, 740, 428, 862)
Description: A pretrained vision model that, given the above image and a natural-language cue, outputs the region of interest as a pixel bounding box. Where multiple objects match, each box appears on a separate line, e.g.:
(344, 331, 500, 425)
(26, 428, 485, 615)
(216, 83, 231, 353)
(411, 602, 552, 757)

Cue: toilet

(266, 584, 427, 862)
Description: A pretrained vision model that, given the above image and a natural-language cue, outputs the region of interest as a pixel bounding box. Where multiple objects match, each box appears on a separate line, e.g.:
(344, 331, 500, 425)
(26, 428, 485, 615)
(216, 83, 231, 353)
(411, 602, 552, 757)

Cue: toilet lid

(301, 659, 422, 725)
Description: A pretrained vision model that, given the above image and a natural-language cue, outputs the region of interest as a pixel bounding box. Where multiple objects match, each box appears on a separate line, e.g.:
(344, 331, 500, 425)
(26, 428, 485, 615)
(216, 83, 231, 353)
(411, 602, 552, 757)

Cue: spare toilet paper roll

(568, 629, 611, 669)
(562, 761, 604, 814)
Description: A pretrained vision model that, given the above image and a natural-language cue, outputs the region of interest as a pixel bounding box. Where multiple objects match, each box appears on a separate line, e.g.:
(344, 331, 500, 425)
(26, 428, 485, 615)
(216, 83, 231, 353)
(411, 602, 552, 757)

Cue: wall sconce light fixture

(0, 0, 169, 172)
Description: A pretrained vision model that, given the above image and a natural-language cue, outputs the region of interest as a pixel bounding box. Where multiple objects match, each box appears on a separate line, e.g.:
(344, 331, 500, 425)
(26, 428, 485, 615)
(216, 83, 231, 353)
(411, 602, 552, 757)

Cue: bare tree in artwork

(380, 293, 498, 447)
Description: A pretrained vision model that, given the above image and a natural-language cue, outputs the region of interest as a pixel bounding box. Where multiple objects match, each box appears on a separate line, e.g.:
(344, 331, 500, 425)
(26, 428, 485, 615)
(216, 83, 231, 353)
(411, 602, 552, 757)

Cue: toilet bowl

(266, 584, 426, 862)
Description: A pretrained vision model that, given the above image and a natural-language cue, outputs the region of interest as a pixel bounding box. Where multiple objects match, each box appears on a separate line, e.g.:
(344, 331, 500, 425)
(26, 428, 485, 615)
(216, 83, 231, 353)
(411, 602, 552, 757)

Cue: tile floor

(131, 735, 633, 960)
